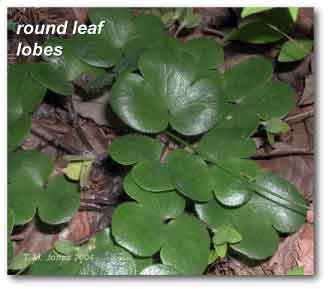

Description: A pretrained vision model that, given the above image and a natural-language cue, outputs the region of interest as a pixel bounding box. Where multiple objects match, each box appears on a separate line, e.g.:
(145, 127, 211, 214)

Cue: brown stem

(174, 23, 184, 37)
(284, 108, 314, 123)
(202, 27, 225, 38)
(252, 148, 314, 159)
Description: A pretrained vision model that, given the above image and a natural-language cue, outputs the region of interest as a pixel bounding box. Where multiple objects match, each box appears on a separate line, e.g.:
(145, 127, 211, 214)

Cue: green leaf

(69, 33, 121, 68)
(211, 166, 254, 207)
(278, 39, 313, 62)
(253, 173, 307, 232)
(8, 151, 53, 225)
(110, 72, 169, 133)
(28, 250, 81, 276)
(38, 176, 80, 225)
(267, 131, 276, 146)
(123, 173, 185, 220)
(220, 56, 273, 102)
(214, 243, 227, 258)
(109, 134, 163, 165)
(140, 264, 180, 275)
(181, 9, 202, 29)
(43, 37, 105, 80)
(112, 202, 165, 256)
(242, 7, 298, 22)
(63, 161, 83, 181)
(160, 214, 210, 275)
(110, 42, 224, 135)
(8, 64, 46, 124)
(195, 198, 279, 260)
(287, 265, 304, 275)
(79, 245, 136, 276)
(8, 239, 14, 265)
(9, 252, 34, 271)
(8, 114, 32, 151)
(8, 176, 40, 225)
(30, 63, 74, 95)
(79, 160, 93, 188)
(131, 160, 174, 192)
(88, 8, 136, 49)
(265, 117, 290, 134)
(54, 240, 76, 256)
(182, 38, 224, 70)
(196, 173, 306, 259)
(199, 127, 256, 162)
(134, 257, 153, 273)
(94, 228, 113, 248)
(8, 208, 15, 235)
(218, 158, 261, 180)
(217, 104, 260, 137)
(8, 150, 53, 185)
(167, 149, 213, 202)
(227, 8, 294, 44)
(88, 9, 167, 74)
(243, 80, 296, 120)
(213, 225, 242, 245)
(208, 249, 219, 264)
(219, 57, 295, 133)
(123, 14, 167, 56)
(288, 7, 299, 22)
(8, 64, 47, 151)
(9, 152, 78, 226)
(241, 7, 273, 18)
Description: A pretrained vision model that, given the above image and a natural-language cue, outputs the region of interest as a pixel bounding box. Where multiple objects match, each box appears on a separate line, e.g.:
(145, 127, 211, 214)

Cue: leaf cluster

(8, 8, 309, 276)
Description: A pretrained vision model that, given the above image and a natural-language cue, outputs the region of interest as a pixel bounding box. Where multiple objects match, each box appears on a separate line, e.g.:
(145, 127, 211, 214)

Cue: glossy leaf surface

(110, 42, 224, 135)
(160, 214, 210, 275)
(131, 160, 174, 192)
(112, 202, 165, 256)
(166, 149, 213, 202)
(123, 173, 185, 220)
(109, 134, 163, 165)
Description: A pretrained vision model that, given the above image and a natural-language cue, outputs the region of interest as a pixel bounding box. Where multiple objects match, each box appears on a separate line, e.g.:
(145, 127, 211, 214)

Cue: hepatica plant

(8, 8, 308, 276)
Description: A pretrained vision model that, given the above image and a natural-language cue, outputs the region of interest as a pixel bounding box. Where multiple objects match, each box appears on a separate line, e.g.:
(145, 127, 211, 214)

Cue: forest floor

(8, 7, 314, 275)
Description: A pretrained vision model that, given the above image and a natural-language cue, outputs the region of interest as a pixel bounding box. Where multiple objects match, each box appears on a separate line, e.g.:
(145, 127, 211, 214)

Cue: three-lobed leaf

(196, 172, 306, 260)
(110, 40, 224, 135)
(8, 151, 80, 225)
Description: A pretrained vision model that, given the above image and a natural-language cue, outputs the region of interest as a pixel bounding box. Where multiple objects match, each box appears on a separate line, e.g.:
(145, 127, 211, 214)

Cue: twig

(284, 108, 314, 123)
(202, 27, 225, 38)
(174, 23, 184, 37)
(252, 148, 314, 159)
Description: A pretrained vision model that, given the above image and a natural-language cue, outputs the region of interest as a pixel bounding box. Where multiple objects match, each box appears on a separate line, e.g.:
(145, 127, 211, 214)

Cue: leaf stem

(164, 131, 309, 213)
(63, 154, 96, 162)
(164, 131, 195, 152)
(266, 23, 310, 53)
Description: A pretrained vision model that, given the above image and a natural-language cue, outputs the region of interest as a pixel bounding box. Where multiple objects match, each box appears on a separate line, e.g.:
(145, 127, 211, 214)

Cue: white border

(1, 1, 326, 289)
